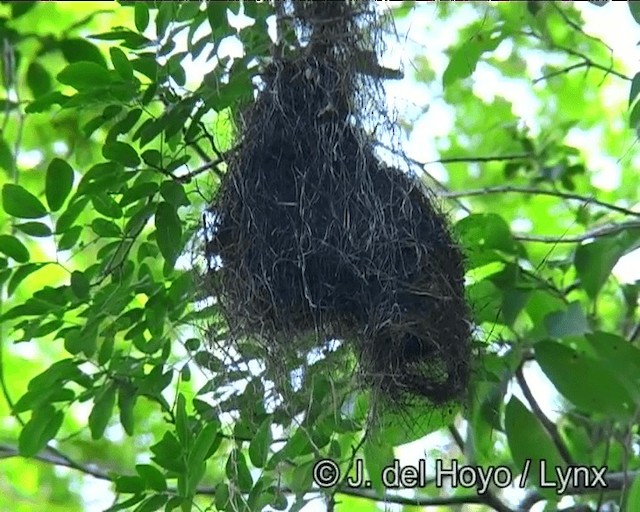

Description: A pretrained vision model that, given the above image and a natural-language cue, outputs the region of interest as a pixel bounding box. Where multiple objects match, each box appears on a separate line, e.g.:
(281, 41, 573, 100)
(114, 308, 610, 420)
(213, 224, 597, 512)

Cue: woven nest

(205, 1, 472, 407)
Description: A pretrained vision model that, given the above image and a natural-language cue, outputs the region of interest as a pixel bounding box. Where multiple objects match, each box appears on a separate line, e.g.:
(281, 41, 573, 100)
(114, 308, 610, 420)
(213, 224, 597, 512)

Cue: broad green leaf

(585, 332, 640, 404)
(207, 2, 228, 31)
(151, 432, 185, 473)
(27, 61, 52, 97)
(0, 235, 30, 263)
(115, 475, 145, 494)
(364, 437, 395, 495)
(626, 474, 640, 511)
(248, 417, 272, 468)
(18, 406, 64, 457)
(504, 397, 564, 498)
(160, 180, 189, 207)
(136, 464, 167, 492)
(226, 449, 253, 493)
(7, 263, 41, 296)
(630, 72, 640, 108)
(56, 197, 89, 232)
(443, 28, 503, 87)
(92, 193, 123, 219)
(630, 1, 640, 25)
(155, 202, 182, 268)
(103, 141, 141, 168)
(46, 158, 74, 211)
(15, 222, 52, 237)
(535, 340, 633, 419)
(110, 47, 134, 81)
(57, 225, 82, 251)
(89, 383, 117, 440)
(57, 61, 112, 90)
(59, 39, 107, 67)
(0, 137, 12, 175)
(70, 270, 90, 299)
(187, 423, 219, 468)
(91, 218, 122, 237)
(134, 3, 150, 32)
(575, 230, 640, 298)
(2, 184, 47, 218)
(175, 393, 190, 446)
(544, 301, 590, 339)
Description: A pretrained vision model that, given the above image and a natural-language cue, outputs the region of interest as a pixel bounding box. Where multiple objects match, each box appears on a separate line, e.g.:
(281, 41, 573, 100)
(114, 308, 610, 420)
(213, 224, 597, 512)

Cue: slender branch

(424, 153, 532, 166)
(516, 365, 575, 466)
(513, 220, 640, 244)
(2, 443, 636, 510)
(441, 185, 640, 218)
(519, 467, 638, 509)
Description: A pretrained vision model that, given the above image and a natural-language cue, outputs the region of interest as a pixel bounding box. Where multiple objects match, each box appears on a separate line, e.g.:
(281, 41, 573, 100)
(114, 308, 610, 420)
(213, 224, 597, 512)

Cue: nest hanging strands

(206, 0, 472, 407)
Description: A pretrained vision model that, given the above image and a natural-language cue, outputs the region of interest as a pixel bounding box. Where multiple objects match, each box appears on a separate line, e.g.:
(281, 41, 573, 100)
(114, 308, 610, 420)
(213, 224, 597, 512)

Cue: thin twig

(516, 364, 575, 466)
(512, 220, 640, 244)
(441, 185, 640, 218)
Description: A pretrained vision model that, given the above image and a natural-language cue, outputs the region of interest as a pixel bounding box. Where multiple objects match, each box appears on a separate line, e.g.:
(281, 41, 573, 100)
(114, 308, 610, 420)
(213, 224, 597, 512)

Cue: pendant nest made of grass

(204, 0, 472, 408)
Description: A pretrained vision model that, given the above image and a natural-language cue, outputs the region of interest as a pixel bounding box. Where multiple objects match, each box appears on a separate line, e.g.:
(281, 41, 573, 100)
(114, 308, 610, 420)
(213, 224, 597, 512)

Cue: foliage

(0, 1, 639, 511)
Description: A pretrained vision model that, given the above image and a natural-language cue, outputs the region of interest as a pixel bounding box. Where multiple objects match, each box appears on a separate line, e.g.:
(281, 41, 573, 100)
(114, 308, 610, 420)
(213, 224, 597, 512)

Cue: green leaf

(19, 406, 64, 457)
(626, 473, 640, 510)
(2, 184, 47, 219)
(89, 383, 117, 440)
(364, 437, 395, 495)
(175, 393, 190, 447)
(134, 3, 150, 32)
(575, 230, 640, 298)
(160, 180, 189, 207)
(207, 2, 228, 31)
(27, 61, 52, 97)
(91, 218, 122, 238)
(535, 340, 634, 419)
(118, 386, 137, 436)
(155, 202, 182, 268)
(59, 39, 107, 67)
(103, 141, 141, 168)
(57, 225, 82, 251)
(57, 62, 112, 90)
(443, 29, 503, 88)
(46, 158, 75, 211)
(92, 193, 123, 219)
(630, 1, 640, 25)
(151, 432, 185, 473)
(0, 235, 30, 263)
(188, 423, 219, 469)
(110, 47, 134, 81)
(630, 72, 640, 108)
(226, 449, 253, 493)
(585, 332, 640, 404)
(7, 263, 42, 296)
(504, 397, 564, 498)
(115, 475, 145, 494)
(0, 137, 12, 175)
(544, 301, 590, 339)
(136, 464, 167, 492)
(70, 270, 90, 299)
(248, 417, 272, 468)
(15, 222, 52, 237)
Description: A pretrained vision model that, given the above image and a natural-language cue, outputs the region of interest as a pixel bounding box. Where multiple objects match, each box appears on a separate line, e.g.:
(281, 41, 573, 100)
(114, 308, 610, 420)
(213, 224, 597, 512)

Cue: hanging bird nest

(204, 0, 472, 407)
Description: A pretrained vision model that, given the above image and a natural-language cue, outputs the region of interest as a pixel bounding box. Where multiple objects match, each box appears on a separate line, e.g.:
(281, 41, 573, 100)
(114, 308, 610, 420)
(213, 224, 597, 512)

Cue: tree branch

(441, 185, 640, 218)
(2, 442, 637, 511)
(515, 364, 575, 466)
(512, 220, 640, 244)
